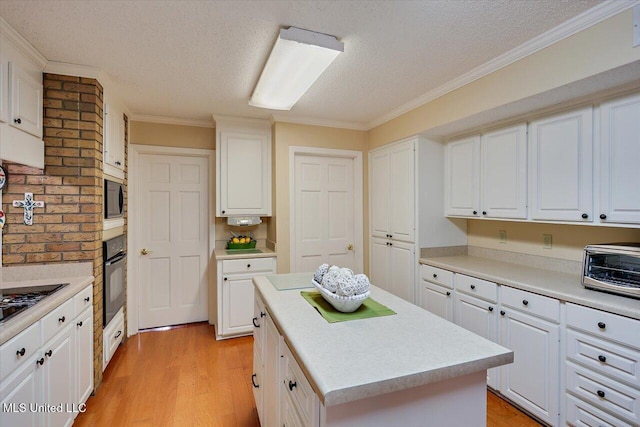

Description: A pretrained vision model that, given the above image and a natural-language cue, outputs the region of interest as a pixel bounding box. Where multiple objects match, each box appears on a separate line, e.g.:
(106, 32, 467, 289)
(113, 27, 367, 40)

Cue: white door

(422, 281, 453, 322)
(222, 275, 254, 335)
(9, 62, 42, 138)
(445, 136, 481, 217)
(0, 356, 44, 427)
(389, 240, 415, 303)
(370, 149, 391, 238)
(481, 123, 527, 219)
(43, 326, 75, 427)
(389, 142, 415, 243)
(138, 154, 209, 329)
(499, 309, 560, 426)
(293, 154, 356, 272)
(600, 93, 640, 224)
(529, 106, 593, 222)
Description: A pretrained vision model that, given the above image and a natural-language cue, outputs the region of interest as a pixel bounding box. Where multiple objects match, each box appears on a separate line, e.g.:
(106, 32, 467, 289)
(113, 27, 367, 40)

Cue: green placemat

(301, 291, 396, 323)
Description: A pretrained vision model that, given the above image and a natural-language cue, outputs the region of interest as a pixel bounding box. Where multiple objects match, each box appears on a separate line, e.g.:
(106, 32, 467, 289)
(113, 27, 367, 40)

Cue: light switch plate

(543, 234, 552, 249)
(634, 4, 640, 48)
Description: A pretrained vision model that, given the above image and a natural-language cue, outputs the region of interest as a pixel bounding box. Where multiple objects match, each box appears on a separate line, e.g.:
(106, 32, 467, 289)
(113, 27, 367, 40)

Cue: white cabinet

(281, 341, 320, 427)
(217, 256, 276, 339)
(445, 136, 480, 217)
(369, 149, 391, 238)
(215, 116, 272, 217)
(599, 92, 640, 225)
(0, 352, 44, 427)
(9, 62, 42, 138)
(76, 308, 94, 405)
(0, 55, 9, 123)
(420, 265, 454, 322)
(42, 325, 75, 427)
(498, 287, 560, 426)
(103, 306, 124, 371)
(529, 106, 593, 222)
(369, 237, 414, 303)
(103, 91, 126, 179)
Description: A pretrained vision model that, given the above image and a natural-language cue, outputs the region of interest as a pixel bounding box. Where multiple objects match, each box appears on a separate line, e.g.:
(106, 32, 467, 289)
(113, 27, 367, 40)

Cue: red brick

(46, 109, 79, 120)
(46, 90, 80, 101)
(26, 175, 63, 185)
(46, 242, 81, 252)
(26, 253, 62, 263)
(2, 234, 26, 244)
(26, 233, 62, 243)
(46, 74, 80, 82)
(10, 243, 45, 253)
(46, 224, 79, 233)
(2, 254, 26, 264)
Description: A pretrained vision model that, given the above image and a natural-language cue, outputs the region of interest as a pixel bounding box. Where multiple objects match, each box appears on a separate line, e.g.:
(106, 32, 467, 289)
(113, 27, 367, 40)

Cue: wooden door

(137, 153, 209, 329)
(389, 141, 415, 243)
(529, 107, 593, 221)
(369, 149, 391, 238)
(445, 136, 480, 217)
(481, 123, 527, 219)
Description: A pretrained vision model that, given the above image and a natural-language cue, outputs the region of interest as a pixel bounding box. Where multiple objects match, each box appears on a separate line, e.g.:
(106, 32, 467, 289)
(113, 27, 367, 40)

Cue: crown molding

(366, 0, 638, 130)
(44, 61, 111, 83)
(270, 114, 368, 131)
(0, 17, 48, 69)
(129, 114, 214, 128)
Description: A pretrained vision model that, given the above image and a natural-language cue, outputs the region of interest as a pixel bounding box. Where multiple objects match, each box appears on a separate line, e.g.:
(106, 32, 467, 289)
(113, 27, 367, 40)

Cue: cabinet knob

(470, 285, 476, 290)
(45, 350, 53, 358)
(252, 317, 260, 328)
(488, 306, 494, 312)
(389, 242, 393, 246)
(77, 321, 83, 327)
(251, 374, 259, 388)
(222, 210, 226, 214)
(115, 161, 122, 166)
(600, 214, 607, 220)
(84, 296, 90, 303)
(59, 316, 66, 323)
(522, 300, 529, 306)
(389, 234, 393, 238)
(14, 118, 21, 124)
(581, 213, 589, 219)
(288, 380, 297, 391)
(36, 358, 45, 366)
(260, 311, 266, 318)
(500, 311, 505, 316)
(596, 390, 605, 398)
(16, 348, 26, 357)
(247, 264, 251, 268)
(433, 273, 437, 278)
(598, 355, 607, 363)
(597, 322, 606, 329)
(224, 277, 228, 281)
(482, 211, 487, 216)
(472, 210, 478, 215)
(446, 291, 451, 296)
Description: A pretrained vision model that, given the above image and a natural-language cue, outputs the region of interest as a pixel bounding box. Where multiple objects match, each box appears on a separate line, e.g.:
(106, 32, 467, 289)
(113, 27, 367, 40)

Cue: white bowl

(312, 279, 370, 313)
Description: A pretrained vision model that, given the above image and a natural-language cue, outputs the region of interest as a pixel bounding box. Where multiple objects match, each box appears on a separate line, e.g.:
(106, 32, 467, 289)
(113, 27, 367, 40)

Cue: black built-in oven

(103, 235, 126, 326)
(104, 179, 124, 219)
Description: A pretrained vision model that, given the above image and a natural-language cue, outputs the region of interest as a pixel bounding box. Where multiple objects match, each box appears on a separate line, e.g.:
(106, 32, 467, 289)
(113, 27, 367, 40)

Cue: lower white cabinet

(421, 281, 454, 322)
(103, 306, 124, 371)
(369, 237, 415, 303)
(217, 256, 276, 339)
(0, 283, 94, 427)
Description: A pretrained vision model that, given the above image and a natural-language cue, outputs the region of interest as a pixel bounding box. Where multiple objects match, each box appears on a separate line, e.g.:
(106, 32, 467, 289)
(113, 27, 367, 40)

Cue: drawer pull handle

(482, 211, 487, 216)
(77, 321, 83, 327)
(115, 330, 122, 339)
(488, 306, 494, 312)
(251, 374, 259, 388)
(45, 350, 53, 358)
(522, 300, 529, 306)
(433, 273, 437, 278)
(260, 311, 266, 318)
(596, 390, 605, 398)
(247, 264, 251, 268)
(14, 118, 22, 124)
(581, 213, 589, 219)
(16, 348, 26, 357)
(59, 316, 66, 323)
(470, 285, 476, 290)
(84, 297, 90, 303)
(446, 291, 451, 296)
(36, 358, 45, 366)
(253, 317, 260, 328)
(500, 311, 505, 316)
(472, 210, 478, 215)
(598, 355, 607, 363)
(597, 322, 606, 329)
(600, 214, 607, 220)
(288, 380, 297, 391)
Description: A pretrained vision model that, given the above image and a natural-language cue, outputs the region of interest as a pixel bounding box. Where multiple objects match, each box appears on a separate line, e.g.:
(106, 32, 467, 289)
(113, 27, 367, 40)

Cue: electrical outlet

(543, 234, 552, 249)
(499, 230, 507, 244)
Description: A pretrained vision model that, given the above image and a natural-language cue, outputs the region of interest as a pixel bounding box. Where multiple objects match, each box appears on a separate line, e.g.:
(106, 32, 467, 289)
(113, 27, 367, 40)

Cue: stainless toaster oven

(582, 243, 640, 299)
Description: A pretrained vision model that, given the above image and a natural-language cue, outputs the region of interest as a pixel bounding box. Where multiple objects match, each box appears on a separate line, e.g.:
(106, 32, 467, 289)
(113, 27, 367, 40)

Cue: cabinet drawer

(566, 329, 640, 386)
(455, 274, 497, 302)
(566, 394, 633, 427)
(566, 361, 640, 424)
(420, 265, 453, 289)
(566, 303, 640, 350)
(104, 310, 124, 368)
(74, 285, 93, 317)
(41, 298, 74, 344)
(501, 286, 559, 323)
(282, 344, 317, 424)
(0, 322, 41, 382)
(222, 258, 275, 274)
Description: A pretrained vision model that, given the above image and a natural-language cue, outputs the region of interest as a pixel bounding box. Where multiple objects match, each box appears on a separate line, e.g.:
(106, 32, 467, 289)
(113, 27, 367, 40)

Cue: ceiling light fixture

(249, 27, 344, 111)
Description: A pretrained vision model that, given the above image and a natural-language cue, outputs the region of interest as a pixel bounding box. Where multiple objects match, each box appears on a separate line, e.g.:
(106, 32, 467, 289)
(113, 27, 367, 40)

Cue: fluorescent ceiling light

(249, 27, 344, 111)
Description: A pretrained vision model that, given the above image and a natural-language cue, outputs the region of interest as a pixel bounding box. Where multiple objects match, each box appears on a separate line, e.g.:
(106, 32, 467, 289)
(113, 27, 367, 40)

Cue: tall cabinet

(369, 137, 467, 304)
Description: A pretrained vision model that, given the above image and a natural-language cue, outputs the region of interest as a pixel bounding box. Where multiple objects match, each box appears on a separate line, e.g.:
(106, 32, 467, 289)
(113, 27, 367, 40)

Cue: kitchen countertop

(253, 273, 513, 407)
(213, 246, 277, 260)
(419, 255, 640, 321)
(0, 275, 94, 345)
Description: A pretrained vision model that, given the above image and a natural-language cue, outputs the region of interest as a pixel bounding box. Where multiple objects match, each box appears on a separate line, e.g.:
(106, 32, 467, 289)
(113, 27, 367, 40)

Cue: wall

(130, 121, 215, 150)
(270, 122, 369, 274)
(467, 220, 640, 262)
(368, 9, 640, 148)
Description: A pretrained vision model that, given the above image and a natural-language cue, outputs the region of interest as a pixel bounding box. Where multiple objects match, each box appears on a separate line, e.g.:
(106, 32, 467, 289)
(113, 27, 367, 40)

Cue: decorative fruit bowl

(312, 279, 370, 313)
(226, 240, 257, 249)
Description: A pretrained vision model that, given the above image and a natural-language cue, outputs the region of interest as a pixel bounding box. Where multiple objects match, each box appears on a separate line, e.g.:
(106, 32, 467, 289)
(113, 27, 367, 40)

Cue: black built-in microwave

(104, 179, 124, 219)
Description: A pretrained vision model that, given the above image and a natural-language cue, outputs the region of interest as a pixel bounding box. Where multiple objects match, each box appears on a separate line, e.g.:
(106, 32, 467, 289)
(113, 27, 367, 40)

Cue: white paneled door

(137, 154, 209, 329)
(293, 154, 357, 273)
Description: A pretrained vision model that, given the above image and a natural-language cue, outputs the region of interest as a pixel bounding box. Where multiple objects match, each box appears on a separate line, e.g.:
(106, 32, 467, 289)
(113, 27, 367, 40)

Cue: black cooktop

(0, 283, 69, 324)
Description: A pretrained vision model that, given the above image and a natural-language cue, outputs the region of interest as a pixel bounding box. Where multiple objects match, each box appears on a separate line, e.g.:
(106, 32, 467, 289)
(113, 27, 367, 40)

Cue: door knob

(347, 244, 354, 251)
(140, 248, 149, 255)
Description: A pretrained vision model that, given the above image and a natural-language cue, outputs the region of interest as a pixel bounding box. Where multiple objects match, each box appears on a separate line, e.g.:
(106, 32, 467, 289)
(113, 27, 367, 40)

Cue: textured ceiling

(0, 0, 602, 128)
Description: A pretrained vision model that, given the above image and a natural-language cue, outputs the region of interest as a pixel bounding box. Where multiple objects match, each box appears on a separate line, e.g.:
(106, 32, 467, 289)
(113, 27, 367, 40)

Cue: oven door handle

(105, 253, 126, 266)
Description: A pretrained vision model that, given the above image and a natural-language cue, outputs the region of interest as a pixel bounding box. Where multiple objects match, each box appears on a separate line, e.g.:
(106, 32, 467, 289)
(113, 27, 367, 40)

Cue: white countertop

(213, 247, 277, 261)
(1, 276, 94, 345)
(419, 255, 640, 321)
(253, 274, 513, 407)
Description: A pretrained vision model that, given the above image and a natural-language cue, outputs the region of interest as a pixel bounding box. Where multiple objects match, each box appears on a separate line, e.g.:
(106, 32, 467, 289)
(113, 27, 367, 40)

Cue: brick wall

(1, 73, 116, 390)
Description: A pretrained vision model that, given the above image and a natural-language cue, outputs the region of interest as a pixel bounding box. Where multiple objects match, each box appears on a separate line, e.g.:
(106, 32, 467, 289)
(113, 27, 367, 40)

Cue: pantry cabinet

(369, 237, 414, 303)
(529, 106, 593, 222)
(599, 92, 640, 225)
(214, 116, 272, 217)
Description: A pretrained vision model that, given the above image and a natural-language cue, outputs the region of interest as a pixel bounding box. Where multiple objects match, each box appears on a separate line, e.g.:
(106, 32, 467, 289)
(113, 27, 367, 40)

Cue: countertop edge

(213, 248, 277, 261)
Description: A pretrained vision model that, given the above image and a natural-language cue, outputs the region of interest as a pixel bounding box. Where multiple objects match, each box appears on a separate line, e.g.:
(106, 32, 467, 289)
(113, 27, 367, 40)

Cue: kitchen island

(253, 273, 513, 427)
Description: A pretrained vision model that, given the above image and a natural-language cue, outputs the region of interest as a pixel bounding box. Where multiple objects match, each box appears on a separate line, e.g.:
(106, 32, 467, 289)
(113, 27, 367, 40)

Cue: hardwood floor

(74, 322, 541, 427)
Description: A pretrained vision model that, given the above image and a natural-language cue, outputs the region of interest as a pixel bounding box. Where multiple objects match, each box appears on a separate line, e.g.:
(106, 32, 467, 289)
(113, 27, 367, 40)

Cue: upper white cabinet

(599, 92, 640, 225)
(103, 90, 126, 178)
(215, 116, 272, 217)
(444, 136, 480, 217)
(370, 149, 391, 237)
(529, 106, 593, 222)
(0, 55, 9, 123)
(481, 124, 527, 219)
(9, 62, 42, 138)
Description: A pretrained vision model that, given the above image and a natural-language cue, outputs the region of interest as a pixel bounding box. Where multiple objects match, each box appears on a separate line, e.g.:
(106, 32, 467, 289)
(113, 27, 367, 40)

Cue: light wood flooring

(74, 322, 541, 427)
